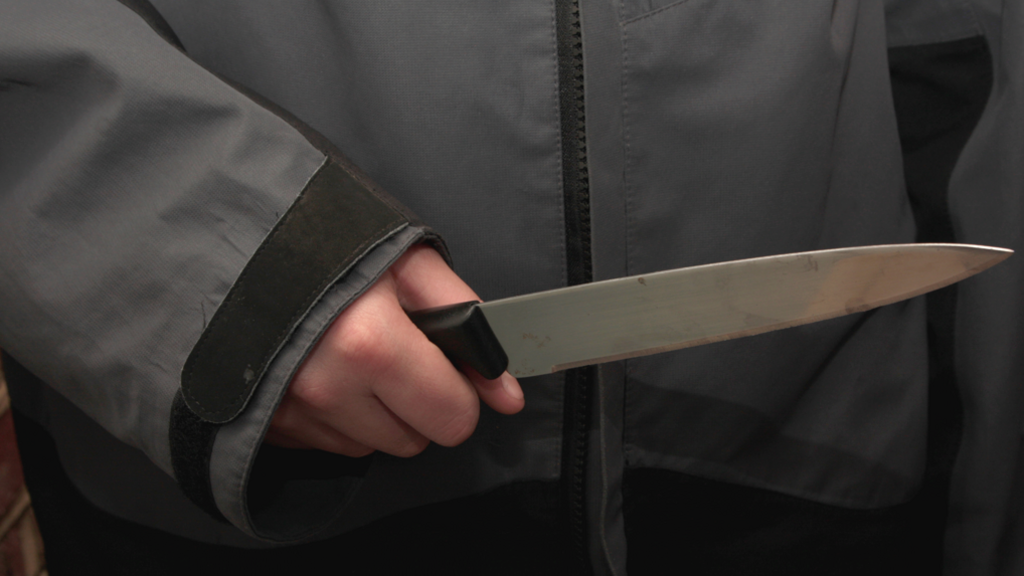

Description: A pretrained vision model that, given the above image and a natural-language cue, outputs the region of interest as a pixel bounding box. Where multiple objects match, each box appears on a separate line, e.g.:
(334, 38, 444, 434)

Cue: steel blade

(478, 243, 1011, 377)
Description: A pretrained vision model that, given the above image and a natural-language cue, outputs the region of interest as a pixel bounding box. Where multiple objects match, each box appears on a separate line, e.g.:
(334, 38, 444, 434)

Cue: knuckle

(330, 322, 395, 371)
(288, 378, 332, 408)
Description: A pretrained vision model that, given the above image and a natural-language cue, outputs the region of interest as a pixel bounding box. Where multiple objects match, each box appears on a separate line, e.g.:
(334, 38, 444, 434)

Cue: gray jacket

(0, 0, 1020, 573)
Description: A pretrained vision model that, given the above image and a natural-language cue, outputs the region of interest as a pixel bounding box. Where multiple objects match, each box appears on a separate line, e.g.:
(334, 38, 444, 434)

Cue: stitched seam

(621, 25, 636, 280)
(622, 0, 693, 26)
(549, 1, 568, 293)
(341, 167, 408, 217)
(329, 155, 419, 224)
(621, 18, 638, 469)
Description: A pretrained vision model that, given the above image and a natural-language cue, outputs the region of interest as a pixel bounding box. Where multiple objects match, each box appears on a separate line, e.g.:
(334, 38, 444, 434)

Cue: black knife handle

(408, 301, 509, 380)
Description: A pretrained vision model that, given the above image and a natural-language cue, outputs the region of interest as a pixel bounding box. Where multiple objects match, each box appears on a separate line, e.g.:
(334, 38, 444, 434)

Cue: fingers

(284, 285, 474, 456)
(389, 244, 480, 310)
(462, 367, 524, 415)
(264, 414, 376, 457)
(273, 257, 482, 456)
(362, 298, 482, 448)
(391, 245, 525, 414)
(266, 244, 524, 459)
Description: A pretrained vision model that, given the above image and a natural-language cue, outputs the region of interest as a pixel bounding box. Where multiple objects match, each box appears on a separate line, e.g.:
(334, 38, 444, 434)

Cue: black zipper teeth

(555, 0, 593, 573)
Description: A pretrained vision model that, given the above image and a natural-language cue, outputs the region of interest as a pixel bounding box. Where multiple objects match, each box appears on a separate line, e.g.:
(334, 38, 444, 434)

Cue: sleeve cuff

(169, 157, 444, 540)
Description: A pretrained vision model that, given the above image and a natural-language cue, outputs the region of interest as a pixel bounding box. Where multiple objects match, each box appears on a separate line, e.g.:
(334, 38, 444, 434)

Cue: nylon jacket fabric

(0, 0, 1020, 574)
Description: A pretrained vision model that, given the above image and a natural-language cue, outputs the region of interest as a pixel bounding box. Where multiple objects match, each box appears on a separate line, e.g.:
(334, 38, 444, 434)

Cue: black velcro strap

(169, 390, 227, 522)
(181, 160, 409, 423)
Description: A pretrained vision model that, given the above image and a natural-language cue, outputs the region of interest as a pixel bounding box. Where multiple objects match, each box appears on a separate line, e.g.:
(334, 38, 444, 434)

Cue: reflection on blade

(480, 244, 1011, 377)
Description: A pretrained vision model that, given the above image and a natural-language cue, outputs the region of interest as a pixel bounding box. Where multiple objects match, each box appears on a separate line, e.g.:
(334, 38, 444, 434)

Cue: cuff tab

(181, 160, 409, 424)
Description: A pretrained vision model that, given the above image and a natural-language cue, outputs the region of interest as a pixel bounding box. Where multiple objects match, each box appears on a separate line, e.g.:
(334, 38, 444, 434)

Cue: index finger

(390, 244, 481, 311)
(389, 245, 525, 413)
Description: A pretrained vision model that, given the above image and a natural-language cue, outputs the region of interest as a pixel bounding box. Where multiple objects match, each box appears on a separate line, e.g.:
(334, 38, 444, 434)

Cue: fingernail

(502, 373, 524, 401)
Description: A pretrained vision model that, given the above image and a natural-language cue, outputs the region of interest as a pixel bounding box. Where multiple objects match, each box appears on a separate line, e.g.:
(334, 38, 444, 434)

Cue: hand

(264, 245, 524, 457)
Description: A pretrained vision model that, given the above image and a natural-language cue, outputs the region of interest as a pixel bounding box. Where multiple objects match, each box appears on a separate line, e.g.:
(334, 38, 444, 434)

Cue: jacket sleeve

(0, 0, 442, 541)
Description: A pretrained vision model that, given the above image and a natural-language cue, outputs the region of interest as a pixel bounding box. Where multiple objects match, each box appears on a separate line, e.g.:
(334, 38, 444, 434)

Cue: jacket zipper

(555, 0, 594, 573)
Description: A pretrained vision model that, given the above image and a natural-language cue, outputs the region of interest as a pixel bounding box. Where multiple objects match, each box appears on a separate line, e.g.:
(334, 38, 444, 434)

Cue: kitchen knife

(409, 243, 1011, 379)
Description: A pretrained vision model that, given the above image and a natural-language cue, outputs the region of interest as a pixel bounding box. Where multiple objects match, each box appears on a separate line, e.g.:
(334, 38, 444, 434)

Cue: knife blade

(409, 243, 1011, 379)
